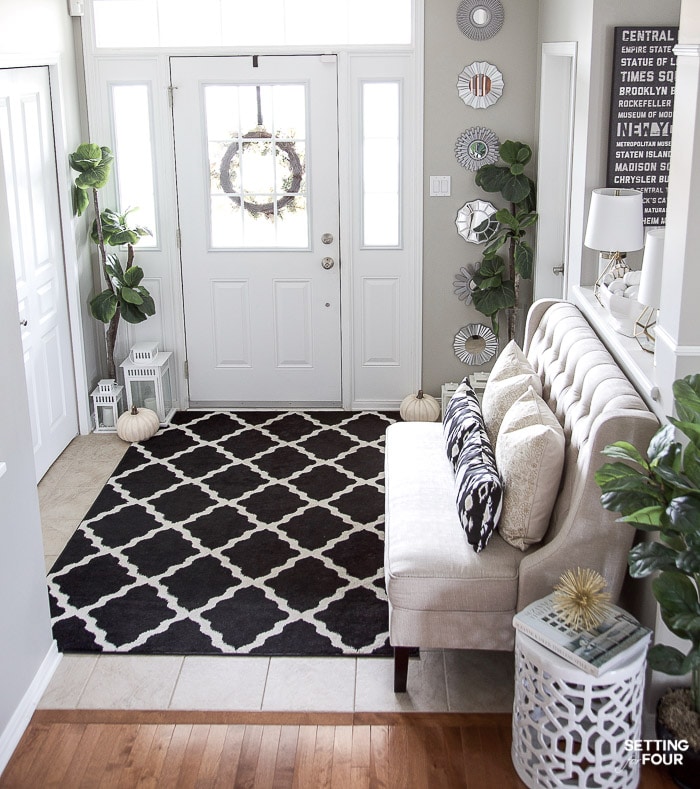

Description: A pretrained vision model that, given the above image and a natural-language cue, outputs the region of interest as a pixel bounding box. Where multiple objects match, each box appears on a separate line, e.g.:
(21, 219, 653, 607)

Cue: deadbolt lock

(321, 233, 334, 245)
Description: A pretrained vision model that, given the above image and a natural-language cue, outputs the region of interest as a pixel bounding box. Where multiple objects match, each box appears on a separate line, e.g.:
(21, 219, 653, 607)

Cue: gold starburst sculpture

(553, 567, 612, 631)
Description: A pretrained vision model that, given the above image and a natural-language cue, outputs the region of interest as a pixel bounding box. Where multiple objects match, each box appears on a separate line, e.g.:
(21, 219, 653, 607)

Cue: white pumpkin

(399, 390, 440, 422)
(117, 406, 160, 442)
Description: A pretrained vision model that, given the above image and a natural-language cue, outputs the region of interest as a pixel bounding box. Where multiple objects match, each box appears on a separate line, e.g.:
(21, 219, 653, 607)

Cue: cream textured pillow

(481, 340, 542, 445)
(496, 386, 565, 551)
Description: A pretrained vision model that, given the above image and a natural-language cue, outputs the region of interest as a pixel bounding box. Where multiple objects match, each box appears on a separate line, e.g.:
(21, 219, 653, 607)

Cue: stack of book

(513, 594, 652, 676)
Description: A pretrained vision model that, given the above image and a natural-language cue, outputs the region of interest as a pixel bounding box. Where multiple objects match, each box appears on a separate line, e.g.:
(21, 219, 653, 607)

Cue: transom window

(91, 0, 412, 48)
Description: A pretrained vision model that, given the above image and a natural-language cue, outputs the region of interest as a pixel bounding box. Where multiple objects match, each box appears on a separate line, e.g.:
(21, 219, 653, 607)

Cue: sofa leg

(394, 646, 411, 692)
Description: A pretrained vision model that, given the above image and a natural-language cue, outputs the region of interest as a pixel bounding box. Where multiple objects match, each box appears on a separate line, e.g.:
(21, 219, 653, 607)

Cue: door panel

(171, 55, 341, 406)
(0, 67, 78, 480)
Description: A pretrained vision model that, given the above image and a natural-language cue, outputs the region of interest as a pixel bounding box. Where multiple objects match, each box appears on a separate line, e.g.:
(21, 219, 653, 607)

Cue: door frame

(81, 6, 424, 411)
(0, 54, 92, 435)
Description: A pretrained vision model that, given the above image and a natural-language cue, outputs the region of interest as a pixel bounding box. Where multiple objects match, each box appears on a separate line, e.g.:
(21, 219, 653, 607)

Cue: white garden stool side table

(512, 630, 647, 789)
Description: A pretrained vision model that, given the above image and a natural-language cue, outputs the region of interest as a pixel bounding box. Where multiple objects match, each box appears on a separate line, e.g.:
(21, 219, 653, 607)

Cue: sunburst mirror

(453, 323, 498, 365)
(457, 62, 504, 109)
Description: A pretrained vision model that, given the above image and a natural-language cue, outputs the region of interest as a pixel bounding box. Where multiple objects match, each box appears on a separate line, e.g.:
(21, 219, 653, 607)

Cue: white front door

(171, 55, 342, 407)
(0, 67, 78, 481)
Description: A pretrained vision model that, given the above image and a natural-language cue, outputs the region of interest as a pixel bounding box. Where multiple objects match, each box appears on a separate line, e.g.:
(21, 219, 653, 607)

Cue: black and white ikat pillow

(443, 377, 503, 552)
(443, 377, 484, 470)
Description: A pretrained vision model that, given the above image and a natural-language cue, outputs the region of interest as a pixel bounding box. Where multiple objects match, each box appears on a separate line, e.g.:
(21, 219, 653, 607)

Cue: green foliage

(470, 256, 515, 336)
(69, 142, 155, 379)
(91, 207, 152, 247)
(596, 374, 700, 712)
(89, 253, 155, 326)
(470, 141, 539, 336)
(69, 144, 114, 216)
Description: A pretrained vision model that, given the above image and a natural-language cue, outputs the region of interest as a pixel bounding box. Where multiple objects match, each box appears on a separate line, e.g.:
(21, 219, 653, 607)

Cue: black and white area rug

(48, 411, 398, 656)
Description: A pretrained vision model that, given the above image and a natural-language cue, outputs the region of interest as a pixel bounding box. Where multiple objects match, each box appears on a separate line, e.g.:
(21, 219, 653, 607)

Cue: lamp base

(594, 252, 629, 305)
(634, 305, 656, 353)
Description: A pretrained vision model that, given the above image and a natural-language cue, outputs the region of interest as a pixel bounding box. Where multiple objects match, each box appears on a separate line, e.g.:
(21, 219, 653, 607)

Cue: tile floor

(37, 433, 515, 713)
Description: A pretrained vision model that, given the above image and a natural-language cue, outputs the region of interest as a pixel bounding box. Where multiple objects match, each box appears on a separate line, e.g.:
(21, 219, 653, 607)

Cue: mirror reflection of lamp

(584, 188, 645, 304)
(634, 227, 664, 353)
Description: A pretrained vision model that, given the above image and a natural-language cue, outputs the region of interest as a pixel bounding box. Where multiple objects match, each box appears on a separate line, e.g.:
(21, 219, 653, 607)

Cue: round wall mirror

(453, 324, 498, 365)
(455, 199, 499, 244)
(456, 0, 504, 41)
(457, 62, 504, 109)
(455, 127, 500, 171)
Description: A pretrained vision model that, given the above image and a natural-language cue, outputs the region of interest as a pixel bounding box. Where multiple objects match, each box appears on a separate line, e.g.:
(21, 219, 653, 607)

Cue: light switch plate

(429, 176, 451, 197)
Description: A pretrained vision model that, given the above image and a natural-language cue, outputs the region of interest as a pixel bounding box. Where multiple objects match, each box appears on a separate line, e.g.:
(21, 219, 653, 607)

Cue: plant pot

(655, 689, 700, 789)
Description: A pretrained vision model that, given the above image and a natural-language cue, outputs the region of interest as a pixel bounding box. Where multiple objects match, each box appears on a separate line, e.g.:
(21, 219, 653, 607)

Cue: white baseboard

(0, 642, 61, 776)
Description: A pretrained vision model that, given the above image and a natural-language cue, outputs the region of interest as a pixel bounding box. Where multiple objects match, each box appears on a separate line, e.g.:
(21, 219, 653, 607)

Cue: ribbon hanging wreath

(219, 86, 304, 220)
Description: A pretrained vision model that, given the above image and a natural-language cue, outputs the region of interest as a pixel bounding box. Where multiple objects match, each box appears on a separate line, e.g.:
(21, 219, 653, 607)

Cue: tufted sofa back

(515, 299, 659, 608)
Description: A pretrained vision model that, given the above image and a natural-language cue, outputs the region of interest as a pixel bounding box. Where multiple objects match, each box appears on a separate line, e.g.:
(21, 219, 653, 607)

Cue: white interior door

(171, 55, 341, 407)
(0, 67, 78, 481)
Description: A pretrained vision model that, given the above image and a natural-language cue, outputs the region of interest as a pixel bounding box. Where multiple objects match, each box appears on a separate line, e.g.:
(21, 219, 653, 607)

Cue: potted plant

(69, 143, 154, 380)
(471, 140, 538, 340)
(596, 374, 700, 785)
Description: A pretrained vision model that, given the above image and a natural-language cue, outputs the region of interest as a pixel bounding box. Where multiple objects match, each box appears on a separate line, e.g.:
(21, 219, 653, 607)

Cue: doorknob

(552, 265, 565, 275)
(321, 257, 335, 270)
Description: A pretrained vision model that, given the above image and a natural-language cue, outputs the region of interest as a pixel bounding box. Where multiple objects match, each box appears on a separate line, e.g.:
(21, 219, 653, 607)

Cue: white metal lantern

(90, 379, 125, 433)
(120, 347, 175, 426)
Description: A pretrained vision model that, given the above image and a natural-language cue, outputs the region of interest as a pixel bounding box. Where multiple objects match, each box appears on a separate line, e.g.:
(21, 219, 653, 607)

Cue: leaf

(510, 162, 525, 176)
(676, 549, 700, 574)
(596, 462, 647, 491)
(72, 185, 89, 217)
(119, 286, 143, 306)
(123, 266, 144, 287)
(471, 279, 515, 318)
(683, 443, 700, 488)
(475, 164, 508, 193)
(500, 172, 531, 204)
(482, 231, 510, 259)
(648, 424, 677, 463)
(137, 292, 156, 317)
(89, 290, 118, 323)
(652, 571, 699, 619)
(667, 496, 700, 534)
(75, 163, 111, 190)
(518, 211, 538, 229)
(600, 488, 659, 515)
(647, 644, 689, 675)
(120, 301, 149, 324)
(494, 208, 518, 229)
(628, 541, 678, 577)
(499, 140, 531, 166)
(69, 143, 103, 172)
(673, 375, 700, 424)
(670, 417, 700, 446)
(601, 441, 648, 468)
(620, 505, 665, 530)
(514, 241, 533, 279)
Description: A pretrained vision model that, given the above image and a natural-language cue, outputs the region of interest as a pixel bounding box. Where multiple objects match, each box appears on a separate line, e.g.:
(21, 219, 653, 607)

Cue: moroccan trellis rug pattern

(48, 410, 398, 656)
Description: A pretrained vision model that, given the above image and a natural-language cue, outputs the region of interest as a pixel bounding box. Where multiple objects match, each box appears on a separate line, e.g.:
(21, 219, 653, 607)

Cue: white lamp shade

(584, 188, 645, 252)
(638, 227, 665, 309)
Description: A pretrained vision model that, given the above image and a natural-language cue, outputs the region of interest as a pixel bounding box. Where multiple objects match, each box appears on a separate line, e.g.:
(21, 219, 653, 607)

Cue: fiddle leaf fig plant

(472, 140, 538, 340)
(470, 256, 515, 337)
(70, 143, 154, 381)
(595, 374, 700, 714)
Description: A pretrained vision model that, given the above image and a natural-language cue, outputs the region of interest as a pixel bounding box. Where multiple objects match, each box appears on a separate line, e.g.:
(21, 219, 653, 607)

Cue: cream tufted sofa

(384, 300, 659, 691)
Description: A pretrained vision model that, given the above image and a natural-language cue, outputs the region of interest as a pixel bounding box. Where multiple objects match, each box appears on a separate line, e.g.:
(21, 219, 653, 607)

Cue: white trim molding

(0, 642, 61, 776)
(673, 44, 700, 57)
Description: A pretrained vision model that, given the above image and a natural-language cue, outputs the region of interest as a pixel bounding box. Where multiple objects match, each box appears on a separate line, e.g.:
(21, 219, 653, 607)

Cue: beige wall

(422, 0, 539, 396)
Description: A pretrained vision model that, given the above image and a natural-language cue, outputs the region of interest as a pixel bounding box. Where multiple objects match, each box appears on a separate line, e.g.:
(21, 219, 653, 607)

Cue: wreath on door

(218, 86, 305, 220)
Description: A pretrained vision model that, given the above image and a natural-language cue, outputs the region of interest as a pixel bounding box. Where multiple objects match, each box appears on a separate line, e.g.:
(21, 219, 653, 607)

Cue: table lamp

(584, 188, 644, 303)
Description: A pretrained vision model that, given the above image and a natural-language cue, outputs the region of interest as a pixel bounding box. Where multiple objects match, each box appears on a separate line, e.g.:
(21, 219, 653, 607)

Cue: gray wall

(0, 0, 87, 753)
(422, 0, 539, 396)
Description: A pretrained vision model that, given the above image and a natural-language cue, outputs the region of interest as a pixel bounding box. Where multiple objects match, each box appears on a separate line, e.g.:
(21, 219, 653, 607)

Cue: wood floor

(0, 711, 675, 788)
